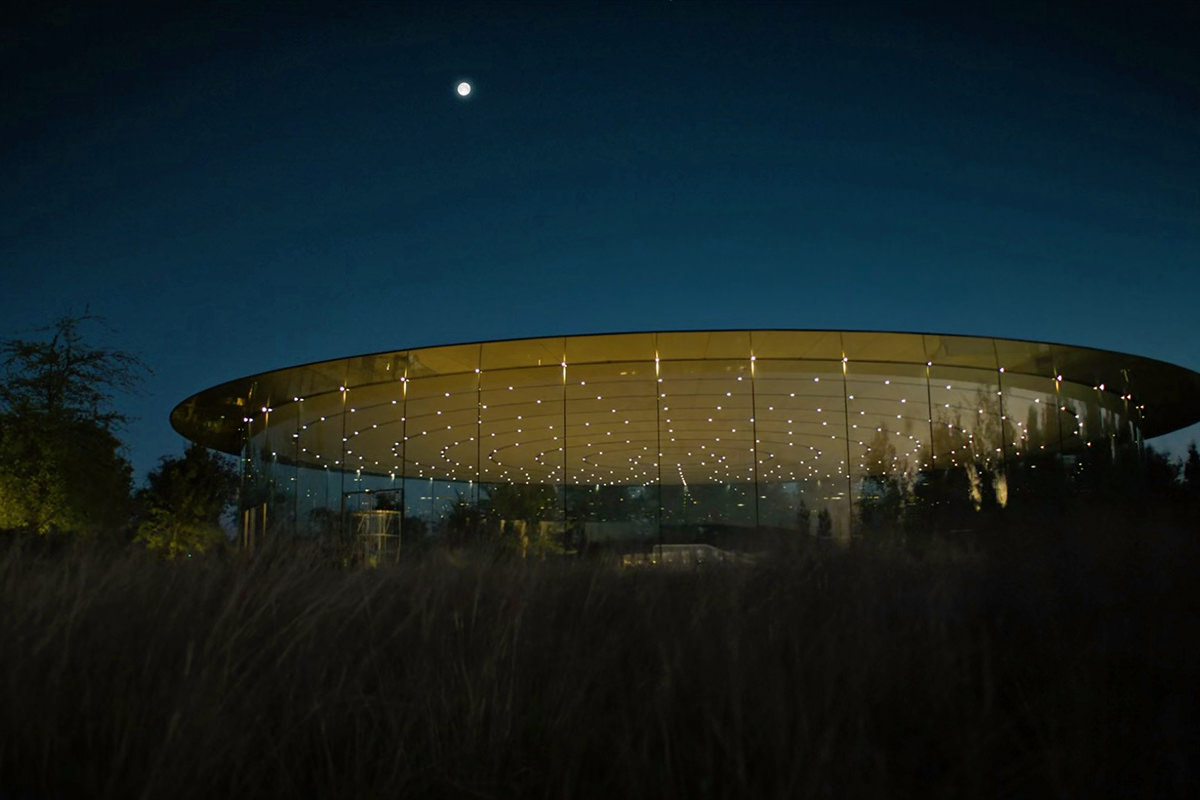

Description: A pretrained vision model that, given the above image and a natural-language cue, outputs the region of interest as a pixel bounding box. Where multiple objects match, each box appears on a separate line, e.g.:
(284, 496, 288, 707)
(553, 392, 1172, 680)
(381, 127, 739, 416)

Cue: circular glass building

(172, 330, 1200, 554)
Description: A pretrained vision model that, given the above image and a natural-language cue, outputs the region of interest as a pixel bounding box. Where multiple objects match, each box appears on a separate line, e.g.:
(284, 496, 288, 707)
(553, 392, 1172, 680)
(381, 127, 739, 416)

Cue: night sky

(3, 1, 1198, 481)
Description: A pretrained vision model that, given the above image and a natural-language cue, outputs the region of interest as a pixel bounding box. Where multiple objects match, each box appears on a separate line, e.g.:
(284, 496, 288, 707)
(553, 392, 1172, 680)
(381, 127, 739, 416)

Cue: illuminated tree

(0, 316, 147, 538)
(0, 415, 132, 537)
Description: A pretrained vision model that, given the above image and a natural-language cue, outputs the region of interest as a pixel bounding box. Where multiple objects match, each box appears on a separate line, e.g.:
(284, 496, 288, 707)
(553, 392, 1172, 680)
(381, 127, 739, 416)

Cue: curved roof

(172, 331, 1200, 468)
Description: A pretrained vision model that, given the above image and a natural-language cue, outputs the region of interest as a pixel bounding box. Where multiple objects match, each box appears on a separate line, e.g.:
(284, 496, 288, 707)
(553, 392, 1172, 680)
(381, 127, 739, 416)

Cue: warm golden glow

(172, 331, 1200, 543)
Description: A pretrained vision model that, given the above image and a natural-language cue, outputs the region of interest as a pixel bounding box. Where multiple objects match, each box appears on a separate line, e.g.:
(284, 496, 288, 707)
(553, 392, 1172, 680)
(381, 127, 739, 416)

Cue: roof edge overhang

(171, 329, 1200, 455)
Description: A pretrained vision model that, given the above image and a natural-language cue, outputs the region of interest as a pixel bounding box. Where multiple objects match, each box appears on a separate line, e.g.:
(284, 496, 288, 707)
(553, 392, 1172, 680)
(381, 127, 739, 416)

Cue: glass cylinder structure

(172, 330, 1200, 554)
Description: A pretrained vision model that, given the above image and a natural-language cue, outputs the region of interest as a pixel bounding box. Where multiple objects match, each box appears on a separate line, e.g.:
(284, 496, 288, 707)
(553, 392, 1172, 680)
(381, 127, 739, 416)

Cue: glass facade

(170, 331, 1200, 556)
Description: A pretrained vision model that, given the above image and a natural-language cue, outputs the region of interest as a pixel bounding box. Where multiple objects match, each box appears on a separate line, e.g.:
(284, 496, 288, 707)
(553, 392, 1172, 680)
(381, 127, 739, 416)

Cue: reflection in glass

(753, 359, 849, 542)
(401, 371, 479, 543)
(999, 372, 1064, 504)
(927, 366, 1005, 519)
(481, 361, 564, 555)
(658, 358, 755, 548)
(565, 360, 657, 554)
(846, 362, 930, 538)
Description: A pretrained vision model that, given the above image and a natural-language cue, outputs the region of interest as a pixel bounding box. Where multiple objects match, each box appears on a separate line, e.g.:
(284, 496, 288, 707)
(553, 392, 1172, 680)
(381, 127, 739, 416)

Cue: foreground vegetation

(2, 508, 1198, 799)
(1, 316, 240, 557)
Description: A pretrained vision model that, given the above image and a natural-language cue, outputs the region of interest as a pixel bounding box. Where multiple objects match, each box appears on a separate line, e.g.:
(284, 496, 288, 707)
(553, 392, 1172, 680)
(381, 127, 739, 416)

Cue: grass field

(2, 511, 1198, 798)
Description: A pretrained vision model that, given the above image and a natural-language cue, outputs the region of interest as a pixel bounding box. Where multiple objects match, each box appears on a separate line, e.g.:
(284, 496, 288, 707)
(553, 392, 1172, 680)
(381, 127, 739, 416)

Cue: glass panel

(927, 366, 1005, 520)
(400, 371, 479, 542)
(343, 474, 403, 565)
(480, 481, 564, 557)
(291, 361, 357, 400)
(1057, 379, 1089, 454)
(1103, 389, 1134, 454)
(565, 333, 656, 366)
(242, 394, 293, 540)
(1096, 387, 1125, 444)
(564, 359, 659, 556)
(657, 330, 751, 361)
(295, 465, 341, 541)
(335, 381, 406, 483)
(261, 404, 297, 535)
(842, 332, 926, 364)
(341, 352, 410, 392)
(404, 343, 480, 379)
(294, 391, 344, 541)
(752, 359, 850, 544)
(481, 336, 565, 371)
(845, 362, 931, 538)
(925, 335, 999, 370)
(1057, 377, 1136, 487)
(400, 373, 478, 482)
(998, 372, 1064, 507)
(400, 477, 435, 542)
(393, 476, 473, 546)
(994, 339, 1055, 379)
(242, 413, 275, 544)
(479, 364, 565, 555)
(750, 330, 843, 361)
(480, 366, 563, 485)
(342, 381, 409, 493)
(657, 358, 755, 551)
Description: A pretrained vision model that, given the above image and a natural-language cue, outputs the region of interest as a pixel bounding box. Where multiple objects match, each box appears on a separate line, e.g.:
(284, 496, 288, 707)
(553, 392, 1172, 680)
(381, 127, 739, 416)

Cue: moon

(456, 81, 472, 97)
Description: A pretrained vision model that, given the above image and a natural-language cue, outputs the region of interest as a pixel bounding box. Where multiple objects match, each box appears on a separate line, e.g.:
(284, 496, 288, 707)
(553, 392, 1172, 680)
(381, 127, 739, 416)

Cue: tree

(444, 495, 492, 547)
(796, 498, 812, 537)
(0, 415, 133, 537)
(1141, 445, 1181, 498)
(816, 508, 833, 538)
(486, 483, 561, 558)
(0, 316, 147, 538)
(855, 426, 910, 537)
(1, 315, 145, 424)
(135, 444, 239, 558)
(1183, 443, 1200, 494)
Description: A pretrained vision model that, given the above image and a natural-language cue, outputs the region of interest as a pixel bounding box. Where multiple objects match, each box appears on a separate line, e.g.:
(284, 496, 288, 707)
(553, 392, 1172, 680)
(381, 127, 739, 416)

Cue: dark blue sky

(3, 1, 1198, 479)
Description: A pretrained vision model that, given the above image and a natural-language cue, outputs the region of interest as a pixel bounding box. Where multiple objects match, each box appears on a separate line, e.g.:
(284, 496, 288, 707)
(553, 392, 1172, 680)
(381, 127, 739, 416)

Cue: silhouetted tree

(1142, 445, 1181, 499)
(373, 492, 400, 511)
(855, 426, 910, 537)
(135, 444, 239, 558)
(444, 496, 490, 547)
(487, 483, 560, 558)
(816, 508, 833, 538)
(566, 484, 655, 525)
(796, 498, 812, 537)
(1184, 443, 1200, 495)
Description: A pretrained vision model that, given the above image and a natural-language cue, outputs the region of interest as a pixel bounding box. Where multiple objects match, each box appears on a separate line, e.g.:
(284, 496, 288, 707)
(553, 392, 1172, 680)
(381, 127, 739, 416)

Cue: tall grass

(1, 515, 1197, 798)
